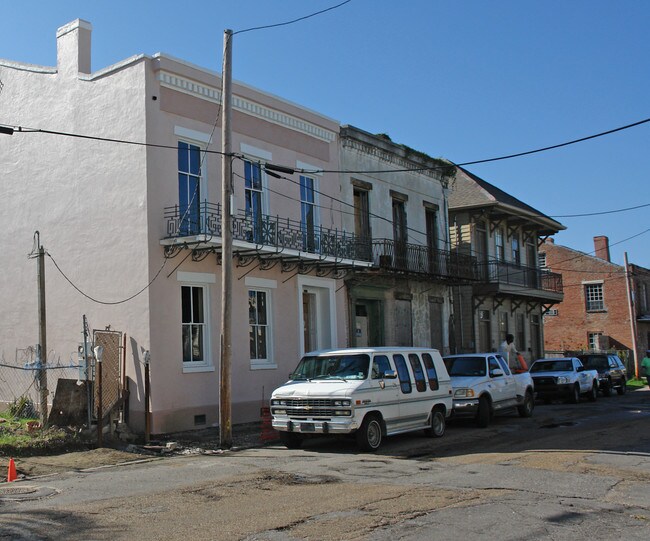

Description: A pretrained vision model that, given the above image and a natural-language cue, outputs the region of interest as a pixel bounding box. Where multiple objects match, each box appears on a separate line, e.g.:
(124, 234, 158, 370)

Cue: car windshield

(530, 360, 573, 373)
(443, 356, 486, 377)
(290, 354, 370, 380)
(579, 356, 608, 371)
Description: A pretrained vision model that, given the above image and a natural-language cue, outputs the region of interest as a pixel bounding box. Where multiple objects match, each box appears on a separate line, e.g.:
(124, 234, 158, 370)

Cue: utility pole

(624, 252, 640, 378)
(34, 232, 49, 426)
(219, 29, 233, 449)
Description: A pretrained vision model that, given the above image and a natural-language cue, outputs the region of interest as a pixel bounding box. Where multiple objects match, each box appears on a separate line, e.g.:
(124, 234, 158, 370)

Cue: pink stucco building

(0, 20, 365, 433)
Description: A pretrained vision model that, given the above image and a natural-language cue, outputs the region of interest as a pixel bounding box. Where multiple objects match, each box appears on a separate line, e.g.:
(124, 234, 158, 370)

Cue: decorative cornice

(158, 71, 336, 143)
(341, 137, 446, 183)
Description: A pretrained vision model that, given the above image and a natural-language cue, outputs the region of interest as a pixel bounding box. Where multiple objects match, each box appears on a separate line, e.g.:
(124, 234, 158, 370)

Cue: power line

(4, 115, 648, 178)
(264, 116, 650, 175)
(11, 126, 230, 156)
(550, 202, 650, 218)
(233, 0, 353, 35)
(46, 251, 168, 305)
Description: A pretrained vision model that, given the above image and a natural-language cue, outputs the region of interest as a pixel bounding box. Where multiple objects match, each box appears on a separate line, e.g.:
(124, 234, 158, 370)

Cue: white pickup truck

(529, 357, 599, 404)
(442, 353, 535, 427)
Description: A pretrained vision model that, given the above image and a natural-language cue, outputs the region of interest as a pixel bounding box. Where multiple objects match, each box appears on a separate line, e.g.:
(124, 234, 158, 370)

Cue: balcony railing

(479, 260, 563, 293)
(371, 239, 480, 281)
(164, 202, 371, 262)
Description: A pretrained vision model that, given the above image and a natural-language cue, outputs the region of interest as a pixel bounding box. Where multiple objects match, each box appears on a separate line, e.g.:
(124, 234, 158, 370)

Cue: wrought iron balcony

(163, 202, 372, 262)
(370, 239, 480, 282)
(478, 260, 563, 294)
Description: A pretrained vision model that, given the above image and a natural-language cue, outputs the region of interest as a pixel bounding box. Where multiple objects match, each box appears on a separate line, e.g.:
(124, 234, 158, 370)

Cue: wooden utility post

(624, 252, 640, 378)
(35, 232, 49, 426)
(220, 29, 234, 449)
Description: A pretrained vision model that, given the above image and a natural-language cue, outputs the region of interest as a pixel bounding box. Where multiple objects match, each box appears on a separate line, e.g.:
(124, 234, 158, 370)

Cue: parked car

(443, 353, 535, 427)
(270, 347, 453, 451)
(529, 358, 599, 404)
(576, 353, 627, 396)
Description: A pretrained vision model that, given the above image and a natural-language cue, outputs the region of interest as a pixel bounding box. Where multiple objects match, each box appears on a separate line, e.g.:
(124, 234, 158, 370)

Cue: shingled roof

(449, 167, 565, 235)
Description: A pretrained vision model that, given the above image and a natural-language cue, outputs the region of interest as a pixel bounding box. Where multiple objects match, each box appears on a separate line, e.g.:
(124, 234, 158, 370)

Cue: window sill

(250, 362, 277, 371)
(182, 364, 216, 374)
(586, 309, 607, 314)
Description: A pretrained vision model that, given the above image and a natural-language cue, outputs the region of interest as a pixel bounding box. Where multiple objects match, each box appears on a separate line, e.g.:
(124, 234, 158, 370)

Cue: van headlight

(332, 399, 351, 407)
(556, 377, 569, 384)
(271, 399, 287, 406)
(454, 389, 475, 398)
(334, 410, 352, 416)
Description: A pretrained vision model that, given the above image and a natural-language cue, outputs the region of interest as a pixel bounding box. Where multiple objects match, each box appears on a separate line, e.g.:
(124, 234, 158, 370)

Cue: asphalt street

(1, 389, 649, 540)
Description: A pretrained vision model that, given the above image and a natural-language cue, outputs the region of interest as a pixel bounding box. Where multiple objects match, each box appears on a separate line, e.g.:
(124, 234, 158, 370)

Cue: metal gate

(92, 329, 123, 419)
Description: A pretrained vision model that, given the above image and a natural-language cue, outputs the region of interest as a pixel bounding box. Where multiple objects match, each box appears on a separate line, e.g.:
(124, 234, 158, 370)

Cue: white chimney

(56, 19, 92, 76)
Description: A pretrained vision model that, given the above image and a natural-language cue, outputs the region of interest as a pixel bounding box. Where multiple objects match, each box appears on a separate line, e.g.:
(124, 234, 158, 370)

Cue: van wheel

(356, 414, 383, 451)
(424, 409, 445, 438)
(517, 390, 535, 418)
(569, 384, 580, 404)
(617, 379, 627, 395)
(279, 432, 303, 449)
(476, 396, 491, 428)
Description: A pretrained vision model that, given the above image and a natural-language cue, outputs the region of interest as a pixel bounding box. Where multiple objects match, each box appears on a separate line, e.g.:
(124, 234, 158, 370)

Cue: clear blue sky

(2, 0, 648, 267)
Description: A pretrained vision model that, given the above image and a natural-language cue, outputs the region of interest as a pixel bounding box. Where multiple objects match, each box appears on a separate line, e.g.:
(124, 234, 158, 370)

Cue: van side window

(393, 354, 412, 394)
(421, 353, 439, 391)
(408, 354, 426, 392)
(371, 355, 392, 379)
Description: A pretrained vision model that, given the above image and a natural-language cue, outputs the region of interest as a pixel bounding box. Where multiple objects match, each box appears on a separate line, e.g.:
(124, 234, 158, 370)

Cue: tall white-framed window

(246, 277, 276, 370)
(584, 281, 605, 312)
(495, 228, 505, 261)
(300, 175, 317, 252)
(178, 141, 203, 235)
(511, 234, 520, 265)
(244, 160, 266, 243)
(178, 272, 215, 373)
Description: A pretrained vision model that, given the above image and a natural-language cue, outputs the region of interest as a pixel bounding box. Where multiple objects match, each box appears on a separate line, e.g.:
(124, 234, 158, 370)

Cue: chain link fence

(0, 347, 80, 419)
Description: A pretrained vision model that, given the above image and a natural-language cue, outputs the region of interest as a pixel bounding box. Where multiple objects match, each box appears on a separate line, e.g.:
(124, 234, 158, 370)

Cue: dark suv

(576, 354, 627, 396)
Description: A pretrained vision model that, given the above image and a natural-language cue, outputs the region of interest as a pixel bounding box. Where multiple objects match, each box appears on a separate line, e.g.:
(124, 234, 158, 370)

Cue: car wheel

(476, 396, 491, 428)
(588, 382, 598, 402)
(279, 431, 303, 450)
(424, 408, 446, 438)
(617, 378, 627, 395)
(602, 378, 612, 397)
(517, 390, 535, 418)
(569, 384, 580, 404)
(356, 414, 383, 451)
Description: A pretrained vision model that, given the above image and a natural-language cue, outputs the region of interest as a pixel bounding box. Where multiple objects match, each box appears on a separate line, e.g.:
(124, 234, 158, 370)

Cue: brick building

(540, 236, 650, 375)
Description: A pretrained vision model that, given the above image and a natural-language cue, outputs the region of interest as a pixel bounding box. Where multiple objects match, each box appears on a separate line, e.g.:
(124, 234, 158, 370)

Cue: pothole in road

(0, 485, 58, 501)
(540, 421, 577, 429)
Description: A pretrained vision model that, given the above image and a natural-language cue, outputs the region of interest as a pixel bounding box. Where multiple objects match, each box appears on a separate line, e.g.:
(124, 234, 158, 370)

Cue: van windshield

(443, 356, 486, 377)
(291, 354, 370, 381)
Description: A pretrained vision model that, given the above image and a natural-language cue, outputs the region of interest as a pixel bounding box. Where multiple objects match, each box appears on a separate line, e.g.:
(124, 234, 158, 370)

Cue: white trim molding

(240, 144, 272, 162)
(158, 71, 336, 143)
(175, 126, 212, 144)
(177, 271, 216, 284)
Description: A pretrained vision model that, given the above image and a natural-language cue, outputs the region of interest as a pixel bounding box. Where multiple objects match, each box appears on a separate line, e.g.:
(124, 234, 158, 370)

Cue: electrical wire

(549, 202, 650, 218)
(13, 126, 230, 156)
(233, 0, 353, 35)
(46, 251, 169, 305)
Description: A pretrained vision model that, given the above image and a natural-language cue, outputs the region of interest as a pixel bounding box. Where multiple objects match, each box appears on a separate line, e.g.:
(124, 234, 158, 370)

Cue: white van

(270, 347, 453, 451)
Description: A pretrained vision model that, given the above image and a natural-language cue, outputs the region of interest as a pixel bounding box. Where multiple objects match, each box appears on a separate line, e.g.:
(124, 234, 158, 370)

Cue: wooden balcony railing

(479, 260, 563, 293)
(370, 239, 480, 281)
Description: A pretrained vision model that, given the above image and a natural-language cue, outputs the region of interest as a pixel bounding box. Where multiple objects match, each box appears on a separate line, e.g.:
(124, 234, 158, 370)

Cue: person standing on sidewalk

(641, 351, 650, 387)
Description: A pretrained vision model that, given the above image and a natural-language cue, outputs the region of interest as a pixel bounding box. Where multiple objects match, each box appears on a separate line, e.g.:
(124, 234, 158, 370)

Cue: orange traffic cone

(7, 458, 17, 482)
